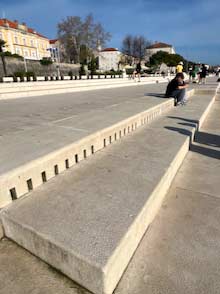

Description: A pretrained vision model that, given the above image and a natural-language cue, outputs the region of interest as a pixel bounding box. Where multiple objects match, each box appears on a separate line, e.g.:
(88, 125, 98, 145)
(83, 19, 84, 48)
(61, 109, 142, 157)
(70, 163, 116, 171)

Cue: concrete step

(1, 88, 217, 294)
(0, 77, 168, 100)
(0, 93, 177, 208)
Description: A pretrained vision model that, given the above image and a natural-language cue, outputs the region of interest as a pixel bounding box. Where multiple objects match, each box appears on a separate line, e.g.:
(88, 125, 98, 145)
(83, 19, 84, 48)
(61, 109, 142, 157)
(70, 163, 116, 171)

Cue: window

(24, 50, 28, 57)
(0, 32, 3, 39)
(14, 35, 18, 44)
(23, 38, 26, 45)
(30, 39, 34, 47)
(15, 48, 20, 54)
(32, 51, 36, 58)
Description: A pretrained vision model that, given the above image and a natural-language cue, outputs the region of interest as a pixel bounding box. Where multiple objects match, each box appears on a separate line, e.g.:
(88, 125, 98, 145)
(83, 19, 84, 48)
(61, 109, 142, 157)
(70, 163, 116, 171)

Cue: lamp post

(23, 57, 27, 73)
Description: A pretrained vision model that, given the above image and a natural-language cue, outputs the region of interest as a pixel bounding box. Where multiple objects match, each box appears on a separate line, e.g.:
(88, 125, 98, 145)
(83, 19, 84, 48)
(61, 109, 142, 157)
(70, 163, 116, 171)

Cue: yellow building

(0, 18, 50, 60)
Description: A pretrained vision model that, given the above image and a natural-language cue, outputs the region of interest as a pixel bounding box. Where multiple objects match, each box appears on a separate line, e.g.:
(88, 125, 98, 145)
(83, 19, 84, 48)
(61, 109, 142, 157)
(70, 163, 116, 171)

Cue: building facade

(98, 48, 121, 71)
(0, 19, 50, 60)
(145, 42, 175, 61)
(49, 39, 60, 62)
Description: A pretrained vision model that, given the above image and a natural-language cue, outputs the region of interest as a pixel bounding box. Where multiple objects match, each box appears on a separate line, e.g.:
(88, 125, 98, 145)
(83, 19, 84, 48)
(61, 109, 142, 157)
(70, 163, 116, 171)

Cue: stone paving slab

(0, 77, 168, 99)
(0, 98, 219, 294)
(1, 88, 217, 294)
(0, 83, 176, 207)
(115, 98, 220, 294)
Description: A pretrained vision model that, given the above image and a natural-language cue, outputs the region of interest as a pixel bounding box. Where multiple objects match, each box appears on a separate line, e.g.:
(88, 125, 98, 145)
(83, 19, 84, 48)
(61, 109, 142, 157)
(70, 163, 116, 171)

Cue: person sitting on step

(165, 72, 189, 106)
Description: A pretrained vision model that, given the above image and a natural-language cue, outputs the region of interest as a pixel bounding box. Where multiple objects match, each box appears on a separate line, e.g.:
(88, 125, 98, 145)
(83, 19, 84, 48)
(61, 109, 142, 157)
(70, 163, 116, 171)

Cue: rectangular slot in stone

(83, 150, 87, 159)
(27, 179, 33, 191)
(65, 159, 69, 169)
(41, 171, 47, 183)
(54, 165, 59, 175)
(9, 188, 17, 201)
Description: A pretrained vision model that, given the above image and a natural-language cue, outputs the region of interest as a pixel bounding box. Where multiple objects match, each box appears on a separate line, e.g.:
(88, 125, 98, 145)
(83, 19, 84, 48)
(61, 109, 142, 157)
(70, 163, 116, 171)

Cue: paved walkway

(0, 80, 219, 294)
(0, 83, 168, 170)
(115, 93, 220, 294)
(0, 79, 213, 176)
(0, 79, 219, 294)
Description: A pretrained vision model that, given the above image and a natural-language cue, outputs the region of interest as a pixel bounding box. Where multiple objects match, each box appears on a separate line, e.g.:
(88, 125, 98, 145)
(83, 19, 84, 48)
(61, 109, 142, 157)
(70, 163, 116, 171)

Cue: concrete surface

(1, 87, 217, 293)
(0, 80, 219, 294)
(0, 77, 206, 208)
(0, 238, 87, 294)
(0, 223, 3, 240)
(0, 83, 176, 207)
(0, 76, 169, 100)
(115, 98, 220, 294)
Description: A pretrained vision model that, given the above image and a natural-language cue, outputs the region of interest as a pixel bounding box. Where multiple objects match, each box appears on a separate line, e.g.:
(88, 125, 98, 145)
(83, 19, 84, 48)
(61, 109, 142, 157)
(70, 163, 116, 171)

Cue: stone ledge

(1, 89, 217, 294)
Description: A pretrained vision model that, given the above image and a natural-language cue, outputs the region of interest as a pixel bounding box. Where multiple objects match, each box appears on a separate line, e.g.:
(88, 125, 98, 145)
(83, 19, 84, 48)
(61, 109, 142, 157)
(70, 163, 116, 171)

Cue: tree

(88, 56, 98, 75)
(122, 35, 133, 65)
(122, 35, 151, 62)
(149, 51, 186, 67)
(40, 57, 53, 66)
(40, 58, 53, 77)
(57, 14, 111, 64)
(133, 36, 151, 60)
(0, 39, 7, 76)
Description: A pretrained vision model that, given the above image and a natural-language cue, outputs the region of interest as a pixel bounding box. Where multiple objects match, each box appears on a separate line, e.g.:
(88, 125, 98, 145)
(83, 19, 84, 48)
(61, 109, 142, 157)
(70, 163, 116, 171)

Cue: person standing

(165, 72, 189, 106)
(189, 67, 193, 82)
(176, 61, 183, 73)
(136, 61, 142, 82)
(132, 61, 141, 82)
(192, 64, 200, 83)
(200, 64, 208, 84)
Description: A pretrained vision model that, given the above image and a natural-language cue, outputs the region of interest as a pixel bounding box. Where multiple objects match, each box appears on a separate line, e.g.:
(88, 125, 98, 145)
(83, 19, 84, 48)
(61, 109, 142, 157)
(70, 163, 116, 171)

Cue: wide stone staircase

(0, 76, 168, 100)
(0, 81, 219, 294)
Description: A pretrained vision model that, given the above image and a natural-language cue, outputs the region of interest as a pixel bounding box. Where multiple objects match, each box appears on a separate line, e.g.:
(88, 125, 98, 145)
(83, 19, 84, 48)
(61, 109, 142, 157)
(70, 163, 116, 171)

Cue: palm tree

(0, 39, 7, 76)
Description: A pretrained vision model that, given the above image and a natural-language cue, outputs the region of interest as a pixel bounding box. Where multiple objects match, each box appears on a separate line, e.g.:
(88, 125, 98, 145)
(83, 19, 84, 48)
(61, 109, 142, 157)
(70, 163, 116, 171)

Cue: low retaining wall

(0, 57, 80, 77)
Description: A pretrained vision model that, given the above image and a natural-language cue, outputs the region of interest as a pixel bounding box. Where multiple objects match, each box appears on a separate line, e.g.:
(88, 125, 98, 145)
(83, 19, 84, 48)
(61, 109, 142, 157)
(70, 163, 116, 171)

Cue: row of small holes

(103, 122, 140, 148)
(9, 145, 96, 201)
(11, 111, 170, 202)
(10, 114, 155, 201)
(9, 108, 172, 201)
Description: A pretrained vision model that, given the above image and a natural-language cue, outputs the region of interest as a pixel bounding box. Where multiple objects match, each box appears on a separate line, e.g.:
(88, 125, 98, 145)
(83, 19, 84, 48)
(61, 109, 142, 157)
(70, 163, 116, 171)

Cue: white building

(145, 42, 175, 61)
(49, 39, 60, 62)
(98, 48, 121, 71)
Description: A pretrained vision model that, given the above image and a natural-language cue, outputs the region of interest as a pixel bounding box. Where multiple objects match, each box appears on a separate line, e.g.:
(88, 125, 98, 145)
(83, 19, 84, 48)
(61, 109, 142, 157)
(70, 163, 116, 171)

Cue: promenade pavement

(0, 79, 218, 294)
(0, 83, 169, 176)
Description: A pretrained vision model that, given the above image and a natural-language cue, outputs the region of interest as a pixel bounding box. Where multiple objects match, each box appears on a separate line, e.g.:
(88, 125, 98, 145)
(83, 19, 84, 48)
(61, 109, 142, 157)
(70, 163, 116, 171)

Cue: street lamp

(23, 57, 27, 73)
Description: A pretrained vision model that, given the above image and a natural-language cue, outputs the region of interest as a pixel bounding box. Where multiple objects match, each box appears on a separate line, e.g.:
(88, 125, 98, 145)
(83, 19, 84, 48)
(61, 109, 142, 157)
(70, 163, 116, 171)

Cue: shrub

(79, 64, 86, 76)
(13, 71, 25, 81)
(0, 51, 23, 59)
(40, 58, 53, 66)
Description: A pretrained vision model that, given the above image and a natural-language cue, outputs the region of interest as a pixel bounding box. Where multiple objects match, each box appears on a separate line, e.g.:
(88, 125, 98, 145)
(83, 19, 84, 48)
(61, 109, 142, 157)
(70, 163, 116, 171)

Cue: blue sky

(1, 0, 220, 65)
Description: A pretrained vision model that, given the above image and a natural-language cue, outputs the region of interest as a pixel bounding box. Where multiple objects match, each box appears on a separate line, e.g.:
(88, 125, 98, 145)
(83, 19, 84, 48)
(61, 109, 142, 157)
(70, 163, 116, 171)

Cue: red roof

(147, 42, 172, 49)
(0, 18, 48, 40)
(50, 39, 58, 44)
(101, 48, 118, 52)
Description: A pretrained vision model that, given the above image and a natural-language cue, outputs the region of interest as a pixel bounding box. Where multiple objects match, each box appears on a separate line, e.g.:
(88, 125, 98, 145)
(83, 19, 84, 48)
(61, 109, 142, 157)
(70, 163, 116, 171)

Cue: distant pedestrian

(192, 64, 200, 83)
(165, 72, 189, 106)
(176, 61, 183, 73)
(133, 61, 141, 82)
(199, 64, 208, 84)
(189, 67, 193, 82)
